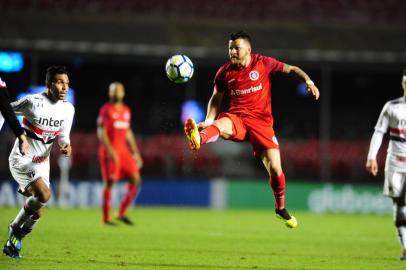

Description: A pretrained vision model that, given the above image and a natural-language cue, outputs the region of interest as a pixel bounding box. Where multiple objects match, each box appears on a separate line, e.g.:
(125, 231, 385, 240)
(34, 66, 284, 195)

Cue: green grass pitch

(0, 207, 404, 270)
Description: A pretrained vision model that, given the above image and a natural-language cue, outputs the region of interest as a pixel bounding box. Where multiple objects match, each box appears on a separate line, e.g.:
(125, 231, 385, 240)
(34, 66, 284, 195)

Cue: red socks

(200, 125, 220, 144)
(118, 184, 138, 218)
(102, 188, 112, 223)
(269, 173, 286, 210)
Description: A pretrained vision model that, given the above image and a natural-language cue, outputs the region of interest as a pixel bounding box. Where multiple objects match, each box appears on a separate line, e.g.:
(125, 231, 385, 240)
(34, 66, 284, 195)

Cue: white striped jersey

(10, 92, 74, 159)
(375, 97, 406, 170)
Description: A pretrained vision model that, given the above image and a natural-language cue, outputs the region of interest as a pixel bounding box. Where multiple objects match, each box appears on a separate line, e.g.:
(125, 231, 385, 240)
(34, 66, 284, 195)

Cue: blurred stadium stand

(0, 0, 405, 183)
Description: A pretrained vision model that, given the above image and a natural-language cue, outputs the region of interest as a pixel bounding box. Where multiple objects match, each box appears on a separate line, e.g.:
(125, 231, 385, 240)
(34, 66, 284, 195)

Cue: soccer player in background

(366, 69, 406, 260)
(2, 66, 74, 259)
(184, 31, 320, 228)
(0, 77, 29, 154)
(97, 82, 143, 226)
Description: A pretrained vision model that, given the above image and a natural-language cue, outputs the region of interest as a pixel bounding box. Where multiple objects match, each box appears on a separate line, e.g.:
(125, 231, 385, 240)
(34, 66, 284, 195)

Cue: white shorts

(9, 152, 50, 194)
(384, 169, 406, 198)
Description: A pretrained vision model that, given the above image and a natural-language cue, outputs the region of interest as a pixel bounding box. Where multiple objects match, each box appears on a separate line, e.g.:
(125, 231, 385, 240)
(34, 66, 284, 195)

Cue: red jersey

(214, 53, 284, 121)
(97, 102, 131, 149)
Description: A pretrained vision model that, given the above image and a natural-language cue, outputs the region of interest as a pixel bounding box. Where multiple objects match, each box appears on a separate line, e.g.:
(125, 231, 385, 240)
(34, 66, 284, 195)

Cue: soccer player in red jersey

(184, 31, 320, 228)
(97, 82, 143, 225)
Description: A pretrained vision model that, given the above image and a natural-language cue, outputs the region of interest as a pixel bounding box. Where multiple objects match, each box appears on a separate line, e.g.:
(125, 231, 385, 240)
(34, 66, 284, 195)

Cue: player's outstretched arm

(198, 86, 224, 129)
(283, 64, 320, 100)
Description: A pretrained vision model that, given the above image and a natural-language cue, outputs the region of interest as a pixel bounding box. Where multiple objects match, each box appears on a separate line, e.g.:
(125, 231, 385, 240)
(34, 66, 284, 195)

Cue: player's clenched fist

(366, 159, 378, 176)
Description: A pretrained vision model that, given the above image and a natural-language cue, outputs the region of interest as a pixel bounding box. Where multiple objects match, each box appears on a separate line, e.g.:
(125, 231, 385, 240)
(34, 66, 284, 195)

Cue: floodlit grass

(0, 207, 403, 270)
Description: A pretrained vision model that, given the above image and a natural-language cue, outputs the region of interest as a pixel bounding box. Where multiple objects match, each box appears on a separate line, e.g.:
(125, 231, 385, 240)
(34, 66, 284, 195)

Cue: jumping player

(366, 69, 406, 260)
(97, 82, 143, 226)
(2, 66, 74, 259)
(184, 31, 320, 228)
(0, 77, 29, 154)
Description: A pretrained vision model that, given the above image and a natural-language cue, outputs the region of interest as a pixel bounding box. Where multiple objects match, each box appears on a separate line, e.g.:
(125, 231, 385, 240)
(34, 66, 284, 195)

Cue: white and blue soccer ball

(165, 54, 194, 84)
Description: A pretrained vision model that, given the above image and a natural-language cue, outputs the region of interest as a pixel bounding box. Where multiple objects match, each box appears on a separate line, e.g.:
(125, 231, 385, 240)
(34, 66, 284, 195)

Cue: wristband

(305, 80, 314, 86)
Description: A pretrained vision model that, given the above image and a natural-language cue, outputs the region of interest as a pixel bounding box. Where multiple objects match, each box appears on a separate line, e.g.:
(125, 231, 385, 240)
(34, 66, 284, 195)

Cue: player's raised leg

(3, 178, 50, 259)
(184, 116, 233, 151)
(117, 173, 141, 225)
(261, 149, 297, 228)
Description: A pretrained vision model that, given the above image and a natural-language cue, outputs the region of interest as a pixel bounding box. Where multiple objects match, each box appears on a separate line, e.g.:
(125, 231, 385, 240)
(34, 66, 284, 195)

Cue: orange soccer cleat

(184, 118, 201, 151)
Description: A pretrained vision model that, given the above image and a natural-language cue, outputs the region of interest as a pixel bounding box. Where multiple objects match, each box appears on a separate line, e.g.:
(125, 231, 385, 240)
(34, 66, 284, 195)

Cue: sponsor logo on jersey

(230, 83, 262, 96)
(32, 155, 48, 163)
(249, 71, 259, 81)
(113, 120, 130, 129)
(38, 117, 64, 128)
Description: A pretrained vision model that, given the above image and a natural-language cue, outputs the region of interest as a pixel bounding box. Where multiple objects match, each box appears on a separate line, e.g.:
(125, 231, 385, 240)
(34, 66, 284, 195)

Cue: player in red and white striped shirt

(3, 66, 74, 259)
(184, 31, 319, 228)
(366, 69, 406, 260)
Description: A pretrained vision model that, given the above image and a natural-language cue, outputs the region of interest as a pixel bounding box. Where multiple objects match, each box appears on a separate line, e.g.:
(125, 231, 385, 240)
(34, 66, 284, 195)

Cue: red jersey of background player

(97, 102, 132, 150)
(214, 53, 284, 122)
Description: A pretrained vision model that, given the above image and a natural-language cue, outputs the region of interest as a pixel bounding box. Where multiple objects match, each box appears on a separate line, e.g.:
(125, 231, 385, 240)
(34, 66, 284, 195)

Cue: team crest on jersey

(249, 71, 259, 81)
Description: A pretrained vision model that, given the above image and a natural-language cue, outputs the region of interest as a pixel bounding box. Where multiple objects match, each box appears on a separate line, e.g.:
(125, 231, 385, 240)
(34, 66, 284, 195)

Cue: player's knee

(269, 164, 283, 177)
(37, 189, 51, 203)
(105, 180, 114, 189)
(214, 119, 233, 138)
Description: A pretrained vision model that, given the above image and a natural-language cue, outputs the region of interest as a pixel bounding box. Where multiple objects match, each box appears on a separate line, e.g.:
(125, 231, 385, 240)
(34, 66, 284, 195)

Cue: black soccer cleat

(116, 216, 134, 226)
(3, 240, 22, 260)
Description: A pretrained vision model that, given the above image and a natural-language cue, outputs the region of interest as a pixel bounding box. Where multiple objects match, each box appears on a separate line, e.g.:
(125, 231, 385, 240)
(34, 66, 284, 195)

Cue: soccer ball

(165, 54, 194, 84)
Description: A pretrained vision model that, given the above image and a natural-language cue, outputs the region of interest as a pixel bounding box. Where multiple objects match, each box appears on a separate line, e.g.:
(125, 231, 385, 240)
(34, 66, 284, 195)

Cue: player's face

(49, 74, 69, 100)
(109, 83, 125, 103)
(229, 38, 251, 66)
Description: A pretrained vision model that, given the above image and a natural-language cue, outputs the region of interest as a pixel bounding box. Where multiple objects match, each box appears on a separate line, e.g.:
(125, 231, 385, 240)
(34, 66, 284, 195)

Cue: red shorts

(98, 147, 139, 182)
(217, 112, 279, 157)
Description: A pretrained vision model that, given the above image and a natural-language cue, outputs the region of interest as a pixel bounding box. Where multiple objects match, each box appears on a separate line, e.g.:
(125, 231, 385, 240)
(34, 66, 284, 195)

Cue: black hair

(45, 66, 68, 84)
(403, 69, 406, 76)
(230, 31, 251, 45)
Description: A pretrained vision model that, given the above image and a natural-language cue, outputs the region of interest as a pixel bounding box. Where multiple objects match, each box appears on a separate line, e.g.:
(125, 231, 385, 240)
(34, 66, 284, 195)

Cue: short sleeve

(213, 65, 227, 93)
(97, 105, 109, 127)
(374, 102, 390, 133)
(10, 95, 31, 115)
(261, 55, 284, 74)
